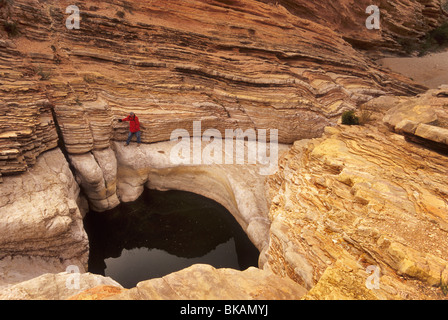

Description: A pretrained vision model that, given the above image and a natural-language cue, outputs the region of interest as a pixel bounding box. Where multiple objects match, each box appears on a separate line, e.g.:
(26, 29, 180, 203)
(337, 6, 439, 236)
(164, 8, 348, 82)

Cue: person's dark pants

(126, 131, 141, 144)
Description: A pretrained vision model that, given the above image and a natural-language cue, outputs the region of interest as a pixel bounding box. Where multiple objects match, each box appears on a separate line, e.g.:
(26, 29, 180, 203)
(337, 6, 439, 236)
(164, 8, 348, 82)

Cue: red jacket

(122, 115, 140, 133)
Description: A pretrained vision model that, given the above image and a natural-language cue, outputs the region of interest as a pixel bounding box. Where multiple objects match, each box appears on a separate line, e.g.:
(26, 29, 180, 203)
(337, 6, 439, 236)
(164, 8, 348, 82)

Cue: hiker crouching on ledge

(118, 112, 141, 146)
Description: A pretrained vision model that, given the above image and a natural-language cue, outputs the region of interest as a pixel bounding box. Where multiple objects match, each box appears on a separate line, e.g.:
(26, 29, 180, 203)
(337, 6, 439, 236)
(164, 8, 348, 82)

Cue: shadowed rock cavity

(83, 188, 261, 288)
(69, 138, 291, 257)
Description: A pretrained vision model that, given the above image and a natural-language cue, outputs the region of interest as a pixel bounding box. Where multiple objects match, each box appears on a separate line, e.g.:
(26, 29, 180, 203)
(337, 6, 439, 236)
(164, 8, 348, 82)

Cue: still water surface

(83, 188, 260, 288)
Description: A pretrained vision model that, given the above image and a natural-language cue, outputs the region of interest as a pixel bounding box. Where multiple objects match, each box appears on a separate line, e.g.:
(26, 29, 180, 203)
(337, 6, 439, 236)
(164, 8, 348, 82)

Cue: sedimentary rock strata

(0, 148, 89, 287)
(382, 85, 448, 153)
(262, 122, 448, 299)
(0, 0, 432, 177)
(262, 0, 448, 55)
(1, 0, 448, 301)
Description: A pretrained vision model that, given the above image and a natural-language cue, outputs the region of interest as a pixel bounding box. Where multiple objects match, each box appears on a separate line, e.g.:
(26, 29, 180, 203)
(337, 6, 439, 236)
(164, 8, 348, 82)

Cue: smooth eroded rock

(101, 264, 307, 300)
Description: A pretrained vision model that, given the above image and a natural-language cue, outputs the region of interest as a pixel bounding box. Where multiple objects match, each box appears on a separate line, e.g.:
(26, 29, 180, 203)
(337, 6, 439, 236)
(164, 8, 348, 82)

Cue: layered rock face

(261, 0, 448, 55)
(69, 89, 448, 300)
(262, 91, 448, 299)
(0, 148, 88, 287)
(0, 0, 432, 178)
(1, 0, 448, 301)
(383, 85, 448, 153)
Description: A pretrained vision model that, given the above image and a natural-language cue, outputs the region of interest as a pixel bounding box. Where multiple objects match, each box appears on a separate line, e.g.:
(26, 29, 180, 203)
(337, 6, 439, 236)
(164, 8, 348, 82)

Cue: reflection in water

(83, 188, 260, 288)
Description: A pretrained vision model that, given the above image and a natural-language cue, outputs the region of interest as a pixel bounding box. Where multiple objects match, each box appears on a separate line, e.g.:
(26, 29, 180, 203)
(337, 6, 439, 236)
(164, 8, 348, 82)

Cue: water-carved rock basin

(83, 188, 260, 289)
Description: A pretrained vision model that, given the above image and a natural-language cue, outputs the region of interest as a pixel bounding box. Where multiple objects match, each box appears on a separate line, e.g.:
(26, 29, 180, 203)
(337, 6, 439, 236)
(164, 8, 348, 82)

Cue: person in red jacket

(119, 112, 141, 146)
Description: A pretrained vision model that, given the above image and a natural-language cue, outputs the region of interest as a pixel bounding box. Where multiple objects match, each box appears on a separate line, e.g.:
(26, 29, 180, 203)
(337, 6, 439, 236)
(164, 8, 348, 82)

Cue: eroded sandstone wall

(262, 89, 448, 299)
(260, 0, 448, 54)
(1, 0, 448, 300)
(0, 0, 432, 178)
(0, 148, 89, 287)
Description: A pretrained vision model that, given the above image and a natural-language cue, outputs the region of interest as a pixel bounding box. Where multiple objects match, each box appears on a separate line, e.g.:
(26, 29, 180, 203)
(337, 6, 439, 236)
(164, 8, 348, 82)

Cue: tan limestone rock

(264, 123, 448, 299)
(382, 86, 448, 151)
(102, 264, 307, 300)
(1, 0, 432, 177)
(0, 148, 89, 287)
(0, 272, 122, 300)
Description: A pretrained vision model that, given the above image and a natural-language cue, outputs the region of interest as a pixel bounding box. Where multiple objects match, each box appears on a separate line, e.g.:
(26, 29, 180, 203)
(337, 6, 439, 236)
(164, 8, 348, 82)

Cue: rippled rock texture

(383, 85, 448, 153)
(261, 0, 448, 55)
(1, 0, 437, 178)
(263, 117, 448, 299)
(1, 0, 448, 300)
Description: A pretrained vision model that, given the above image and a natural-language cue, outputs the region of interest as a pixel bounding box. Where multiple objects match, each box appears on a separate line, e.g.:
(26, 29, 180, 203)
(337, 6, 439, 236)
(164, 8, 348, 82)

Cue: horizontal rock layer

(382, 85, 448, 153)
(1, 0, 448, 301)
(261, 0, 448, 55)
(0, 264, 306, 300)
(0, 0, 432, 176)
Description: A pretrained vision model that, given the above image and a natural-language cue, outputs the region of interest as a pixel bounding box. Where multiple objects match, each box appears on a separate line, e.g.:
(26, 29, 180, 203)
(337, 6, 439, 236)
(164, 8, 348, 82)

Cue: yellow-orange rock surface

(262, 104, 448, 299)
(1, 0, 448, 301)
(1, 0, 435, 177)
(93, 264, 307, 300)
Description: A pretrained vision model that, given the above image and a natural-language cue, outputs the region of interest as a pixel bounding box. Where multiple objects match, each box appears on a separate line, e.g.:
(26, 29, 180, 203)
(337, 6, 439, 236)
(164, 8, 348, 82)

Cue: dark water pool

(83, 188, 260, 289)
